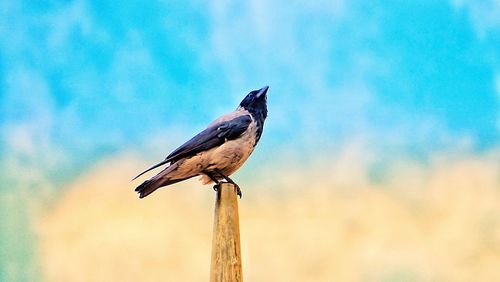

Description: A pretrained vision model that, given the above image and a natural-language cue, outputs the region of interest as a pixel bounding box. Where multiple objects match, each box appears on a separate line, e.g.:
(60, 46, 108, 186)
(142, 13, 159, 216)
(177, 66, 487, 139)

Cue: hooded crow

(133, 86, 269, 198)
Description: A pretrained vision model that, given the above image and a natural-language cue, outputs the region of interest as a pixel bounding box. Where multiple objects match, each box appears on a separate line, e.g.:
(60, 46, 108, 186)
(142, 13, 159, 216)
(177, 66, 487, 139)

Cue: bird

(133, 86, 269, 199)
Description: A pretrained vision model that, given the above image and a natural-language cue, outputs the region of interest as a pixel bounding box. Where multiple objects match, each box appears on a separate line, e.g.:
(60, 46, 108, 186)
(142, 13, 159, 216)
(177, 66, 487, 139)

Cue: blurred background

(1, 0, 500, 281)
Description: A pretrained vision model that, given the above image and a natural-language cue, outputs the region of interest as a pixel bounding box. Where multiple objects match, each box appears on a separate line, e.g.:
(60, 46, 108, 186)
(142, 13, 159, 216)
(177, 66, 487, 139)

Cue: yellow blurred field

(36, 149, 500, 281)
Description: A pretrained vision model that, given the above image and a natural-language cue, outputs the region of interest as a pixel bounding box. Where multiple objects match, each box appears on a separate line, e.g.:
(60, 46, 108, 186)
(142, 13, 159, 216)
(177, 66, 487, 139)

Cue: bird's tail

(135, 176, 190, 198)
(132, 159, 170, 180)
(134, 162, 197, 198)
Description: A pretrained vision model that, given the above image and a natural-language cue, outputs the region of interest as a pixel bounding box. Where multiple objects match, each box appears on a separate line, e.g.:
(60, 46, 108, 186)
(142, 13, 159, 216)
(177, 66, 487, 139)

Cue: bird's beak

(256, 85, 269, 99)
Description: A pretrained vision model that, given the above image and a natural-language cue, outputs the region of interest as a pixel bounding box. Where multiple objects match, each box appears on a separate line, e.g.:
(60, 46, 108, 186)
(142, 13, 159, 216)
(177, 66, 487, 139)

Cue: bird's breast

(206, 119, 258, 174)
(174, 115, 259, 184)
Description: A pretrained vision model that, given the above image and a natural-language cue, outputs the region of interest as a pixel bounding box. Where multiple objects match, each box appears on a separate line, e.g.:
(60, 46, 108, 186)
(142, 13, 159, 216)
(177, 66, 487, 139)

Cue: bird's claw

(235, 184, 242, 199)
(212, 182, 242, 198)
(213, 184, 220, 192)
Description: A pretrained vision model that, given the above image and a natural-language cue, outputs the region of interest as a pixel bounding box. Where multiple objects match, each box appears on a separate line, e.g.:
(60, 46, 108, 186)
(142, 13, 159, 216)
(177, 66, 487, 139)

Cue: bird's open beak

(256, 85, 269, 98)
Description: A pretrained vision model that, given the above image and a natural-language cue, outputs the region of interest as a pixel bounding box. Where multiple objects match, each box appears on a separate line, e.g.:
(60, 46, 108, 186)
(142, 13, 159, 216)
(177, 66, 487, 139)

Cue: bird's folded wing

(131, 114, 252, 180)
(165, 114, 252, 163)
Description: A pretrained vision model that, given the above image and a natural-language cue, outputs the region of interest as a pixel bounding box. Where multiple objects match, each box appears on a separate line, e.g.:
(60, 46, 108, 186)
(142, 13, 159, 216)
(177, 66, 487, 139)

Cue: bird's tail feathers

(135, 177, 189, 198)
(135, 163, 195, 198)
(132, 159, 170, 181)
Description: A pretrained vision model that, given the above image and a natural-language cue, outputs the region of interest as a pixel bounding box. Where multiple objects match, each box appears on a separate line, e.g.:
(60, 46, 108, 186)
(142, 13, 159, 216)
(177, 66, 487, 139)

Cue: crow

(133, 86, 269, 198)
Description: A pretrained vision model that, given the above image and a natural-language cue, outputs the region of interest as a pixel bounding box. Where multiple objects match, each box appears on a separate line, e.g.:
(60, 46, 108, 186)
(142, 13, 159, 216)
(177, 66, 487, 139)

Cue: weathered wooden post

(210, 182, 243, 282)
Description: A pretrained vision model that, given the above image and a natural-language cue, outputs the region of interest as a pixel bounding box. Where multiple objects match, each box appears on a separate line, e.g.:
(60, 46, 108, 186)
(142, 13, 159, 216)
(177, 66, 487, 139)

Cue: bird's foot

(212, 169, 242, 198)
(213, 184, 220, 192)
(212, 182, 241, 198)
(234, 184, 242, 199)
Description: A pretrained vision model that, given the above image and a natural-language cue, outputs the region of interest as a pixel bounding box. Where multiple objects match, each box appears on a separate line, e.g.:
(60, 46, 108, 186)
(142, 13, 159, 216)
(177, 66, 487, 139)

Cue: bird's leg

(214, 169, 242, 198)
(203, 171, 221, 192)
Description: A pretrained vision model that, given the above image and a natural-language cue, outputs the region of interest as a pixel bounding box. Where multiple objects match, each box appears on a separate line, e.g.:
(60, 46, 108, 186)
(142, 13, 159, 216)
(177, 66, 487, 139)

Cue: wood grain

(209, 182, 243, 282)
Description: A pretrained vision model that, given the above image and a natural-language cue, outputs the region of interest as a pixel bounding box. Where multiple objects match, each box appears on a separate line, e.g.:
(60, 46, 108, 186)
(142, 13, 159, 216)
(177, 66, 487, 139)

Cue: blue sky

(1, 0, 500, 190)
(1, 1, 500, 280)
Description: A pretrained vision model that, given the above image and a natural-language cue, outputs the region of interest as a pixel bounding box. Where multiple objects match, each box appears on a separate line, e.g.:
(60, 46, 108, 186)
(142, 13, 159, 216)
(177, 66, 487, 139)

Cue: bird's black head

(239, 86, 269, 119)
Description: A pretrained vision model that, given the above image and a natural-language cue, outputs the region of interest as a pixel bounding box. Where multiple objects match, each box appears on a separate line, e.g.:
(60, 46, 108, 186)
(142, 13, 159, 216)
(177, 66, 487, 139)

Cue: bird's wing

(132, 114, 252, 181)
(165, 114, 252, 163)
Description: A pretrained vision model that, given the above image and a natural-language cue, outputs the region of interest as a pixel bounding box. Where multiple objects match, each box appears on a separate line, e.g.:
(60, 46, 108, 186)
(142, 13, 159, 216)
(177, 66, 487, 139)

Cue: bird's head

(239, 86, 269, 118)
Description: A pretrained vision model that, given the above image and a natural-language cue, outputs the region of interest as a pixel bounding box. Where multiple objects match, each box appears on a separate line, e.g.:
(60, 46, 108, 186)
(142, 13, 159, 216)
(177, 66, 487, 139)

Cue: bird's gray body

(159, 108, 258, 184)
(134, 86, 268, 198)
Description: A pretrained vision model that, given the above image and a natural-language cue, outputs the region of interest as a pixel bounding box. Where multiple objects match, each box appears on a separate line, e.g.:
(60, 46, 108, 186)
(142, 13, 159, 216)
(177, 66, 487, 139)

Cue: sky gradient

(1, 0, 500, 281)
(1, 0, 499, 189)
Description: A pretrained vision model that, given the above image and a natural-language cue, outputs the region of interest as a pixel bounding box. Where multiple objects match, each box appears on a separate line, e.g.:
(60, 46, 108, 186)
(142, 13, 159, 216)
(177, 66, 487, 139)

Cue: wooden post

(210, 182, 243, 282)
